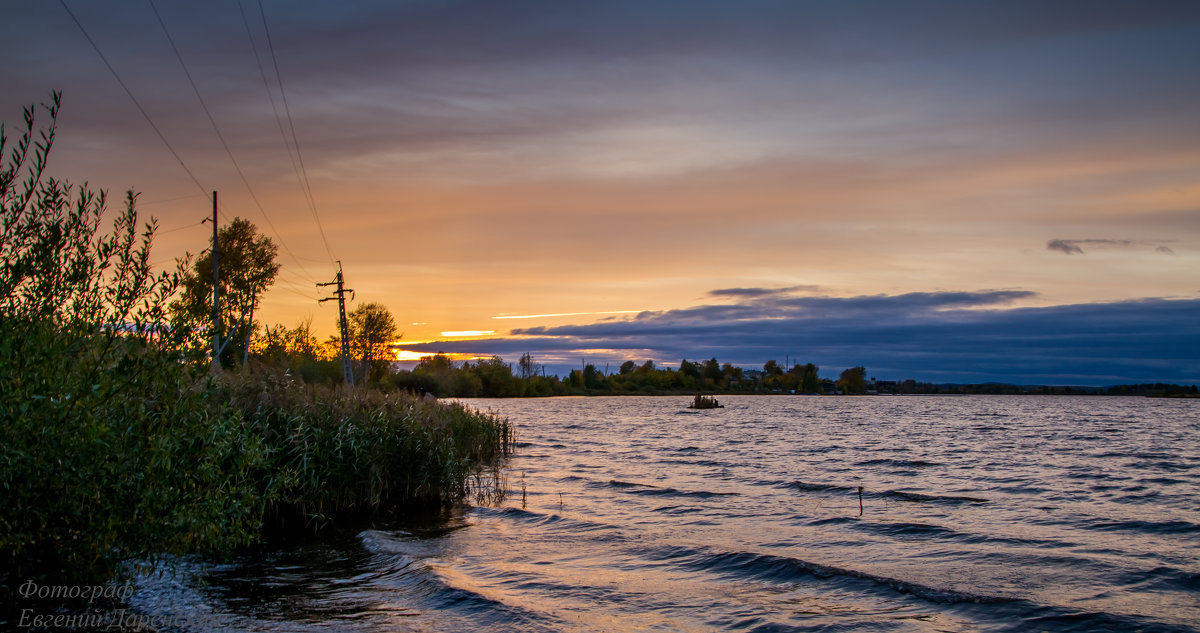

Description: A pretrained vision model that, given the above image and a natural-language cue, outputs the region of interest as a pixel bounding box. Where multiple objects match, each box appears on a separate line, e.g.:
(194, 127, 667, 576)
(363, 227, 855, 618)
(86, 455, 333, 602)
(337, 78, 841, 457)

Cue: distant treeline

(255, 336, 862, 396)
(389, 355, 847, 397)
(252, 338, 1198, 399)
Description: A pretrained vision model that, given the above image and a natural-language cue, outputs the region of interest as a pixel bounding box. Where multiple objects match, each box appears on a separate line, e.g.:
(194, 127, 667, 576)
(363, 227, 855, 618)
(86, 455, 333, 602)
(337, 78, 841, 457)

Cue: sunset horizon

(4, 1, 1197, 384)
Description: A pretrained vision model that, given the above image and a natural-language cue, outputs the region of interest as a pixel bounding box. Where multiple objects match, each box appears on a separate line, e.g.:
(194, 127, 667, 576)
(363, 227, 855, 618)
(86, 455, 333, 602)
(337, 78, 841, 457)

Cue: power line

(255, 0, 337, 264)
(277, 270, 322, 287)
(137, 192, 208, 207)
(158, 219, 205, 234)
(274, 284, 322, 301)
(237, 1, 307, 233)
(147, 0, 322, 286)
(62, 0, 336, 297)
(58, 0, 210, 200)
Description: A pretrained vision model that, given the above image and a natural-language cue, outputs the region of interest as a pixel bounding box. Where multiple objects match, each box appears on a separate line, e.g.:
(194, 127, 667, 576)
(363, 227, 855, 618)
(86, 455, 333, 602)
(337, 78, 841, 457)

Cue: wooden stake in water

(858, 486, 864, 516)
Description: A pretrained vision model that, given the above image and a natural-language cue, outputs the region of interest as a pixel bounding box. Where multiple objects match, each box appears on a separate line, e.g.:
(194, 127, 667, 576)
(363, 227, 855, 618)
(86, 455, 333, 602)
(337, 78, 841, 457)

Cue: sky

(3, 1, 1198, 384)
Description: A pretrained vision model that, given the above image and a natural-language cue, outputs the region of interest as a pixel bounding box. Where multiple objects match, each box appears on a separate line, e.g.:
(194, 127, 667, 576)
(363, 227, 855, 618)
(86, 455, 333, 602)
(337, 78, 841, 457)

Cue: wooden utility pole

(318, 261, 354, 387)
(210, 191, 220, 372)
(242, 288, 257, 367)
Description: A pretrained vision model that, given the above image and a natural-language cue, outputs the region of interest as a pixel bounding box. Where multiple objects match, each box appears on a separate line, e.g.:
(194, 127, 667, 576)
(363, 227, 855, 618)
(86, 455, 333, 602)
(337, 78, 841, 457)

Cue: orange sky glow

(4, 2, 1197, 382)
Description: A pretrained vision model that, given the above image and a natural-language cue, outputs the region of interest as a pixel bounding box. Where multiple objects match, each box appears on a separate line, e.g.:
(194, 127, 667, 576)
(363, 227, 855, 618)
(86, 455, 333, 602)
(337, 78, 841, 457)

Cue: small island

(688, 395, 724, 409)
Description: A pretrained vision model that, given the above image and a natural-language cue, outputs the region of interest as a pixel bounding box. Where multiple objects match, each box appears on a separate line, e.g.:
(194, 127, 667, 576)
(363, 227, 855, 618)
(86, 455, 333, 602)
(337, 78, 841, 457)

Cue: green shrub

(0, 94, 267, 581)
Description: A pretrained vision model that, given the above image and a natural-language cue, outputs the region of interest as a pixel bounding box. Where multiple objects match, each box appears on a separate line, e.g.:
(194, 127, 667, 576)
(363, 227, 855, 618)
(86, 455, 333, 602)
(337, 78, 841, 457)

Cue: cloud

(708, 285, 822, 298)
(1047, 238, 1178, 255)
(397, 290, 1199, 385)
(1047, 239, 1087, 255)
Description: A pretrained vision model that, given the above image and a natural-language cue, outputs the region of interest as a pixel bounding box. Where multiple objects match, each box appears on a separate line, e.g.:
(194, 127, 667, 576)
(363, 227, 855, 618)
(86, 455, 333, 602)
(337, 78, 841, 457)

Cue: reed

(218, 371, 514, 529)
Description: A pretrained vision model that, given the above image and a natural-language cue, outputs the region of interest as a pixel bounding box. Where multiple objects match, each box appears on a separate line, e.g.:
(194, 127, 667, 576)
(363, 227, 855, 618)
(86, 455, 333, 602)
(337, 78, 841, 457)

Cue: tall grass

(219, 371, 514, 529)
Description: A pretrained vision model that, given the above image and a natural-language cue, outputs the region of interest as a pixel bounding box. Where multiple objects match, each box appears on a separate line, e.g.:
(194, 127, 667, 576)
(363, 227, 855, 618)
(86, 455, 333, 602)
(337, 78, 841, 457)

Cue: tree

(763, 360, 784, 377)
(837, 366, 867, 394)
(410, 353, 455, 395)
(619, 360, 637, 375)
(582, 363, 604, 389)
(347, 301, 397, 384)
(473, 356, 523, 397)
(519, 353, 538, 379)
(800, 363, 821, 393)
(172, 217, 278, 367)
(253, 317, 341, 382)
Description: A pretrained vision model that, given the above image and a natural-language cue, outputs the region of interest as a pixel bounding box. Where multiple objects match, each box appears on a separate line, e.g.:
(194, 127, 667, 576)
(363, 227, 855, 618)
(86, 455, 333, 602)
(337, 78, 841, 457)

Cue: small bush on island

(688, 395, 723, 409)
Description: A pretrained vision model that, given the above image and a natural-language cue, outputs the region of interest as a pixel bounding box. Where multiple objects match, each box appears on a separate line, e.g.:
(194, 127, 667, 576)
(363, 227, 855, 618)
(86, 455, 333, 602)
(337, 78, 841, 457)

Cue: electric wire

(137, 192, 208, 207)
(62, 0, 342, 311)
(274, 284, 322, 301)
(158, 219, 206, 234)
(146, 0, 322, 286)
(58, 0, 210, 201)
(237, 0, 308, 236)
(255, 0, 337, 264)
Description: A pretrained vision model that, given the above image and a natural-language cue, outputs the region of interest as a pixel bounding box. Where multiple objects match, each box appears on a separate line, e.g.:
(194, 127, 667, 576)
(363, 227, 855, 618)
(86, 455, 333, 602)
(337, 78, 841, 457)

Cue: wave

(1117, 566, 1200, 593)
(779, 480, 858, 493)
(634, 544, 1199, 632)
(856, 458, 941, 468)
(594, 479, 740, 499)
(1010, 609, 1199, 633)
(359, 532, 562, 632)
(637, 543, 1018, 605)
(880, 489, 989, 504)
(851, 521, 971, 540)
(805, 516, 858, 527)
(1082, 518, 1200, 535)
(481, 506, 618, 534)
(778, 480, 988, 505)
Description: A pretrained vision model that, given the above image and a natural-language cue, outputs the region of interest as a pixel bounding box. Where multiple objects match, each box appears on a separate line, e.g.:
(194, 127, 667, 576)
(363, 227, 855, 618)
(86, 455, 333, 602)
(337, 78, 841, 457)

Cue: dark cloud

(1047, 239, 1086, 255)
(7, 1, 1199, 185)
(398, 291, 1199, 385)
(708, 286, 822, 298)
(1047, 239, 1178, 255)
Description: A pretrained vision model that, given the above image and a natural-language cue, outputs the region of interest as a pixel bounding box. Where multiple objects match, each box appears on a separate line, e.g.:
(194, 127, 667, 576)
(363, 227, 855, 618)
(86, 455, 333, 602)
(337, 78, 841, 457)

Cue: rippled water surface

(135, 396, 1200, 632)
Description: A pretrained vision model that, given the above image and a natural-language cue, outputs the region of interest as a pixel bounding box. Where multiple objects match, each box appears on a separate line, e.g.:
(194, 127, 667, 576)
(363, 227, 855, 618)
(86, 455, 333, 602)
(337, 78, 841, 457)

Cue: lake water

(132, 395, 1200, 632)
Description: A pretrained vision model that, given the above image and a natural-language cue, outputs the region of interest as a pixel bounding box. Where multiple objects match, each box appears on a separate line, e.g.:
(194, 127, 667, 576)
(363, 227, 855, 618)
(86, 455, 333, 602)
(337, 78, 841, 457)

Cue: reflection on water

(133, 396, 1200, 632)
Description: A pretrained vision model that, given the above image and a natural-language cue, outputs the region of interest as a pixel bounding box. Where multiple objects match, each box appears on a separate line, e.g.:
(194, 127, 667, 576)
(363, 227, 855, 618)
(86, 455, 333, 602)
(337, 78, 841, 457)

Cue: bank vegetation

(0, 94, 512, 583)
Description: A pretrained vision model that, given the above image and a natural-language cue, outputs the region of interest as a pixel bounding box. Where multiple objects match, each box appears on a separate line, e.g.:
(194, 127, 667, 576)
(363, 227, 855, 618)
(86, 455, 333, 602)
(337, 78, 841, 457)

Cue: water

(131, 396, 1200, 632)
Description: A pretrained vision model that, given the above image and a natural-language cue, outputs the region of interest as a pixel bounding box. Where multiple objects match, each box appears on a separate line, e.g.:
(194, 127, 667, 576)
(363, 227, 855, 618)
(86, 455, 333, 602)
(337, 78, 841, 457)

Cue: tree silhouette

(172, 217, 278, 367)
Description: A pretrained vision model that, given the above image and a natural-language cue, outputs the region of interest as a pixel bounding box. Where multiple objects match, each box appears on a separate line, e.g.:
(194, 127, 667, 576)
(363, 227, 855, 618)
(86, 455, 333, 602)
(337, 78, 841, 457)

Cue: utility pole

(242, 287, 257, 367)
(318, 261, 354, 387)
(210, 191, 220, 372)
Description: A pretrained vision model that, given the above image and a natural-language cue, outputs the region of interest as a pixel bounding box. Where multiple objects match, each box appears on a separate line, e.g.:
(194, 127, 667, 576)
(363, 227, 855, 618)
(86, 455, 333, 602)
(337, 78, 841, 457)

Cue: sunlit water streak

(132, 396, 1200, 632)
